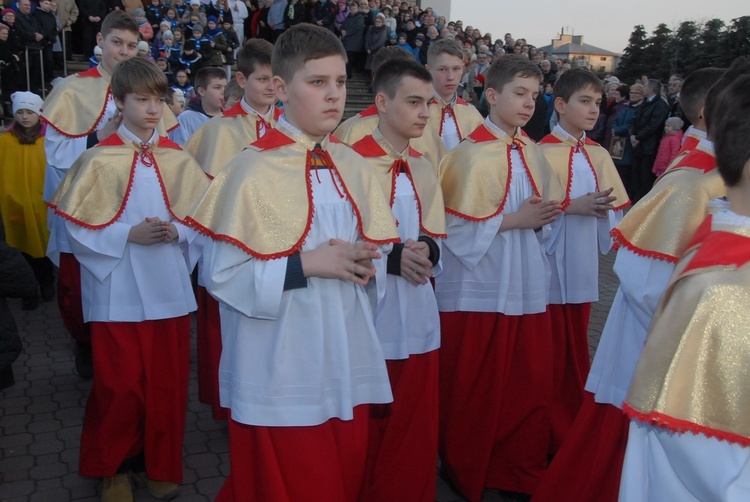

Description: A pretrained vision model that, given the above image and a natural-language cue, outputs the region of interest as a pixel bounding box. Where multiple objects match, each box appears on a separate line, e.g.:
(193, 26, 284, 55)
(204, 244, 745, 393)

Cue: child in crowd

(334, 46, 446, 172)
(49, 56, 209, 502)
(425, 38, 483, 151)
(0, 92, 53, 311)
(146, 0, 164, 31)
(166, 87, 185, 117)
(537, 68, 629, 454)
(136, 41, 152, 59)
(170, 39, 203, 78)
(134, 8, 154, 41)
(42, 11, 177, 380)
(169, 66, 226, 145)
(620, 73, 750, 501)
(436, 55, 564, 501)
(351, 58, 445, 502)
(532, 61, 745, 502)
(185, 39, 280, 420)
(89, 45, 102, 67)
(222, 77, 243, 108)
(652, 116, 684, 177)
(171, 67, 196, 100)
(187, 24, 398, 501)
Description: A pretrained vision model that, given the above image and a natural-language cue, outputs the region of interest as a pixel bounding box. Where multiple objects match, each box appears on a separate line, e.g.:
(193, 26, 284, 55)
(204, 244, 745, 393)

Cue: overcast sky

(444, 0, 747, 54)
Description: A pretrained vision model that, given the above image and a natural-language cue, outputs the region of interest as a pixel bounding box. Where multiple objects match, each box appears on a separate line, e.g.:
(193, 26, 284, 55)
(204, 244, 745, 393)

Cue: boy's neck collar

(277, 115, 330, 150)
(554, 123, 585, 143)
(433, 89, 456, 106)
(485, 115, 518, 142)
(241, 97, 272, 118)
(118, 123, 159, 147)
(373, 126, 409, 159)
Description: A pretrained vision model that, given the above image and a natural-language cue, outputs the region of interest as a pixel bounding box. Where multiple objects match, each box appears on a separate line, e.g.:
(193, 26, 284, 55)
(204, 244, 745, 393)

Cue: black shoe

(75, 342, 94, 379)
(22, 296, 39, 310)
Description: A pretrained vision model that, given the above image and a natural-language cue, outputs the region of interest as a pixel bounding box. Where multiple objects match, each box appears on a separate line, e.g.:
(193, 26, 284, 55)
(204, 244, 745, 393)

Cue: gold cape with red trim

(333, 104, 447, 173)
(351, 131, 446, 238)
(662, 128, 705, 176)
(624, 214, 750, 446)
(186, 126, 399, 259)
(41, 66, 178, 138)
(538, 131, 630, 211)
(426, 95, 484, 143)
(439, 124, 565, 221)
(184, 102, 283, 178)
(612, 146, 726, 262)
(49, 134, 210, 228)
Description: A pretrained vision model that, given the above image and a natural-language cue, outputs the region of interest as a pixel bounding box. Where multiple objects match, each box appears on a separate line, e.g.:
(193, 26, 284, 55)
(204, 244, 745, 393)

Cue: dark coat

(0, 220, 37, 391)
(363, 23, 386, 71)
(33, 8, 58, 47)
(14, 11, 43, 49)
(341, 12, 364, 53)
(631, 95, 670, 155)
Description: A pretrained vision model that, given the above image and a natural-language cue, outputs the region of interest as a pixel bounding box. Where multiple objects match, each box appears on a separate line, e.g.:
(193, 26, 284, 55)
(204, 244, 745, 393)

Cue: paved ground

(0, 251, 618, 502)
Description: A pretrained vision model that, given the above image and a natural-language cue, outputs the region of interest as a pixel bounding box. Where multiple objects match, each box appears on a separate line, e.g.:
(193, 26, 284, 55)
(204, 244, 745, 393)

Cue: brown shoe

(101, 473, 133, 502)
(134, 472, 180, 500)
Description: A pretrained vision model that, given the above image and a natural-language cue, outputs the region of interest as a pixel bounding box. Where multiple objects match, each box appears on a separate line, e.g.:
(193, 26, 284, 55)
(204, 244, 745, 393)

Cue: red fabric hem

(623, 403, 750, 447)
(610, 228, 678, 263)
(42, 87, 112, 138)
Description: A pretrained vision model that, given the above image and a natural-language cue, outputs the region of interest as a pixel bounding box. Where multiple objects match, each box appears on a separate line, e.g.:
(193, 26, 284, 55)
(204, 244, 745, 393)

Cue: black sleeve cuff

(86, 130, 99, 149)
(283, 252, 307, 291)
(418, 235, 440, 267)
(386, 243, 405, 276)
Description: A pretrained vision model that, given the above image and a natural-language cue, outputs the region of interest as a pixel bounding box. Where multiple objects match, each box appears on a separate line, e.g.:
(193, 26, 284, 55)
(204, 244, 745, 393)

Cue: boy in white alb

(424, 39, 483, 152)
(436, 55, 564, 501)
(351, 59, 446, 502)
(187, 25, 399, 501)
(48, 57, 209, 501)
(538, 68, 629, 453)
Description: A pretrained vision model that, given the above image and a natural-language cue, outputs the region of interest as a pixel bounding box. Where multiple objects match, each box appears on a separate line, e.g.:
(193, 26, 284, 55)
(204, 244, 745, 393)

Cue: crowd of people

(2, 4, 750, 502)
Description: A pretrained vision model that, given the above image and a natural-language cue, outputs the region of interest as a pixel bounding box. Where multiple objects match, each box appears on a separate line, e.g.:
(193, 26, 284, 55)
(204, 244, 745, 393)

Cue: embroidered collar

(276, 115, 330, 150)
(373, 127, 409, 160)
(118, 123, 159, 149)
(240, 98, 274, 121)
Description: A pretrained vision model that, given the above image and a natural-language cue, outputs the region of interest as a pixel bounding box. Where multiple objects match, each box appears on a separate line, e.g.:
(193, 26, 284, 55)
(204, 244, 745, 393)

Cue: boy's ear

(113, 96, 124, 110)
(235, 71, 248, 90)
(197, 87, 206, 97)
(554, 96, 566, 116)
(96, 32, 103, 49)
(374, 91, 387, 114)
(484, 86, 497, 107)
(273, 75, 288, 103)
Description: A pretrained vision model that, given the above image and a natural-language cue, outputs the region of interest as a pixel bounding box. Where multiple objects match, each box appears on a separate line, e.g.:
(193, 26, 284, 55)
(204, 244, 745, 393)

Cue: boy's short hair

(101, 10, 139, 39)
(485, 54, 542, 94)
(194, 66, 227, 91)
(679, 67, 726, 125)
(713, 74, 750, 187)
(373, 59, 432, 99)
(236, 38, 273, 78)
(426, 38, 463, 65)
(371, 46, 413, 78)
(224, 77, 244, 102)
(705, 57, 750, 134)
(165, 87, 176, 105)
(111, 57, 168, 102)
(552, 67, 604, 102)
(272, 24, 346, 83)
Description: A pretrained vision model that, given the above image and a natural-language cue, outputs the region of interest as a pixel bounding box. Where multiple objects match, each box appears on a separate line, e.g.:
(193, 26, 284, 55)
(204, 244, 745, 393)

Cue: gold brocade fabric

(188, 125, 399, 259)
(334, 110, 447, 173)
(613, 168, 727, 261)
(440, 125, 565, 221)
(426, 96, 484, 142)
(361, 130, 446, 238)
(0, 132, 49, 257)
(625, 220, 750, 445)
(50, 136, 210, 226)
(185, 109, 279, 178)
(540, 131, 630, 210)
(41, 66, 178, 138)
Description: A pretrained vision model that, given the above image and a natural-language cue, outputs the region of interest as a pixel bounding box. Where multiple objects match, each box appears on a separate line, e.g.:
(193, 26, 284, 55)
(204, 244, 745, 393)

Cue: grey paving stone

(31, 461, 70, 479)
(28, 438, 65, 455)
(30, 488, 72, 502)
(2, 479, 36, 497)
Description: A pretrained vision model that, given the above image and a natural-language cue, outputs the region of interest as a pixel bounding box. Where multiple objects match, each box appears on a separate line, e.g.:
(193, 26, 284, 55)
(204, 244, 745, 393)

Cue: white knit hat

(12, 91, 43, 116)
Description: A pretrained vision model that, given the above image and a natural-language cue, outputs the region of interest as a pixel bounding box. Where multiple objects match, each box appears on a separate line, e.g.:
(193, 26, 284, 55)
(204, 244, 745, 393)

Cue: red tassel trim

(610, 228, 678, 263)
(623, 403, 750, 448)
(42, 87, 112, 138)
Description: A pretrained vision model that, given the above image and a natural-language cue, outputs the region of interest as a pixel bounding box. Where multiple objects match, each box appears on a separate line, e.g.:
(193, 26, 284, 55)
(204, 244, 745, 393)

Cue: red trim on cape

(538, 134, 562, 145)
(351, 135, 386, 157)
(221, 101, 248, 117)
(42, 87, 112, 139)
(96, 133, 124, 147)
(329, 135, 342, 143)
(681, 219, 750, 274)
(623, 403, 750, 448)
(671, 149, 716, 174)
(467, 124, 496, 143)
(401, 161, 447, 239)
(676, 136, 700, 157)
(77, 67, 103, 78)
(48, 152, 139, 230)
(251, 128, 296, 150)
(273, 106, 283, 120)
(187, 147, 399, 260)
(610, 228, 679, 263)
(516, 144, 541, 198)
(157, 136, 182, 150)
(408, 146, 423, 157)
(359, 105, 378, 117)
(456, 97, 469, 105)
